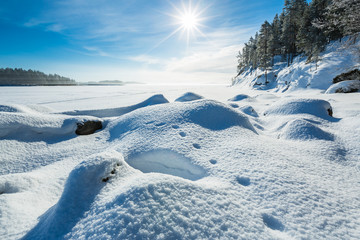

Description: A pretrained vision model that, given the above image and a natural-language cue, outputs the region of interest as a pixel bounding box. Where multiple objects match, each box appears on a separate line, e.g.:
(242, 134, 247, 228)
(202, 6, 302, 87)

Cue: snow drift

(0, 85, 359, 240)
(263, 98, 333, 119)
(62, 94, 169, 118)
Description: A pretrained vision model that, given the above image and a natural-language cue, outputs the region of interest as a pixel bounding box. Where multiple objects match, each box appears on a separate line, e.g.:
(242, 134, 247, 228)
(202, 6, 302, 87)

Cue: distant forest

(0, 68, 76, 86)
(237, 0, 360, 74)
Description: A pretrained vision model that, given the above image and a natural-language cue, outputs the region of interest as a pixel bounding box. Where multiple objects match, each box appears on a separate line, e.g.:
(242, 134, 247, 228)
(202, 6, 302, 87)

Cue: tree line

(0, 68, 76, 86)
(236, 0, 360, 76)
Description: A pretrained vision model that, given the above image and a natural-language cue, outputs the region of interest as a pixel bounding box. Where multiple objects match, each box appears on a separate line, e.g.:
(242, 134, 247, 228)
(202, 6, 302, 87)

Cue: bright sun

(180, 13, 199, 30)
(149, 1, 207, 51)
(171, 1, 206, 44)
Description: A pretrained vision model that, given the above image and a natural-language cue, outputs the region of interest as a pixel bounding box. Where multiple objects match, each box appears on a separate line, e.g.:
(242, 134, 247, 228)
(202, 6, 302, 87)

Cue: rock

(325, 80, 360, 94)
(333, 69, 360, 84)
(75, 120, 103, 135)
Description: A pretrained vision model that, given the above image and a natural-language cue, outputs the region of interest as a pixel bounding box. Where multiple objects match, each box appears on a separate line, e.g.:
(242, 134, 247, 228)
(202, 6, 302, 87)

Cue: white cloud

(129, 55, 162, 65)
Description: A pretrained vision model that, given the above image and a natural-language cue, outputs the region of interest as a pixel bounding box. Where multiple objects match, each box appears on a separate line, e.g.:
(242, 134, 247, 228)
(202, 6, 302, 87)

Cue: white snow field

(0, 84, 359, 239)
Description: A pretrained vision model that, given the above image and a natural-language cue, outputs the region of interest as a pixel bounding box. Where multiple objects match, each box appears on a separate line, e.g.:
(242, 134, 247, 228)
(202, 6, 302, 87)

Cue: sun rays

(148, 1, 208, 52)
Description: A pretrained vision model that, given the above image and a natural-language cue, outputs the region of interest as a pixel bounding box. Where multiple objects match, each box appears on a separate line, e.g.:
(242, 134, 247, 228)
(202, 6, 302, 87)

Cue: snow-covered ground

(0, 84, 359, 239)
(233, 36, 360, 93)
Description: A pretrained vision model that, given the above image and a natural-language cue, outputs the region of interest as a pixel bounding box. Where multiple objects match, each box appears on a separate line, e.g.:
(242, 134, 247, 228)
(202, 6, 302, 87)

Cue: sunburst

(172, 0, 207, 46)
(149, 1, 207, 52)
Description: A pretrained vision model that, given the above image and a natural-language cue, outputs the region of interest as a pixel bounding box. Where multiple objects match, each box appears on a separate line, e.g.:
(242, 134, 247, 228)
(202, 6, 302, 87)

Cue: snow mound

(325, 80, 360, 94)
(0, 112, 80, 141)
(109, 99, 256, 140)
(62, 94, 169, 117)
(184, 100, 256, 131)
(126, 149, 207, 180)
(0, 105, 19, 113)
(175, 92, 204, 102)
(228, 94, 250, 101)
(65, 176, 262, 239)
(264, 99, 333, 119)
(23, 151, 132, 240)
(239, 105, 259, 117)
(279, 119, 334, 141)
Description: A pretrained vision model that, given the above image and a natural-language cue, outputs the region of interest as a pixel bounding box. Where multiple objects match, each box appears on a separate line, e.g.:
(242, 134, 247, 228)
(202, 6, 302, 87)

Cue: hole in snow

(236, 176, 250, 186)
(126, 149, 207, 181)
(209, 159, 217, 165)
(192, 143, 201, 149)
(262, 214, 285, 231)
(179, 132, 186, 137)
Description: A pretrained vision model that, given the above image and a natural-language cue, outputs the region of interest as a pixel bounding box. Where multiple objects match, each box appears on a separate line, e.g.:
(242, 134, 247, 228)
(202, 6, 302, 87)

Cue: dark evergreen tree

(257, 21, 272, 82)
(269, 14, 283, 65)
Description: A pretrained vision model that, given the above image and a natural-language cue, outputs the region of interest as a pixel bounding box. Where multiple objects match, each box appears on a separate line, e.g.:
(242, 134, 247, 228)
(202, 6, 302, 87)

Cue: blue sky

(0, 0, 285, 84)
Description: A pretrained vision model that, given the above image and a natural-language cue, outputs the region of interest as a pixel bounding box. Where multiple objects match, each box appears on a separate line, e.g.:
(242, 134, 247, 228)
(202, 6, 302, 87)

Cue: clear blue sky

(0, 0, 285, 84)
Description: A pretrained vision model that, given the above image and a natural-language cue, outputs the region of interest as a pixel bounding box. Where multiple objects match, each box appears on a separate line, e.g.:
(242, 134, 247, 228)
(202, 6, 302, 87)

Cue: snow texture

(325, 80, 360, 93)
(174, 92, 204, 102)
(0, 85, 359, 240)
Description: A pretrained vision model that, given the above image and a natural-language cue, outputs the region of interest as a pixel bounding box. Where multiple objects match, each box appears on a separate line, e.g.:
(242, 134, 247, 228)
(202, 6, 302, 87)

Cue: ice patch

(280, 119, 334, 141)
(175, 92, 204, 102)
(126, 149, 207, 181)
(264, 99, 334, 119)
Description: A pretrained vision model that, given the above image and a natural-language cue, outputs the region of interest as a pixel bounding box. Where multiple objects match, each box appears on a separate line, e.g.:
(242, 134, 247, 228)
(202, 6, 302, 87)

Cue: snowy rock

(264, 99, 333, 118)
(333, 69, 360, 83)
(175, 92, 204, 102)
(0, 111, 78, 140)
(75, 120, 103, 135)
(325, 80, 360, 94)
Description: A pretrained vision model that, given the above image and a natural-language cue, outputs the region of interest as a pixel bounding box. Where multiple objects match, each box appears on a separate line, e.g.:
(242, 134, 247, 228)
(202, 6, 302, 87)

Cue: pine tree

(257, 21, 272, 82)
(269, 14, 282, 65)
(324, 0, 360, 38)
(281, 0, 307, 65)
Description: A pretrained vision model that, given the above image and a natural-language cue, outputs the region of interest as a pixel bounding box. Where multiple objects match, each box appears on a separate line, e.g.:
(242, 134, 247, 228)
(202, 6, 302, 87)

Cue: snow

(233, 36, 360, 92)
(174, 92, 203, 102)
(0, 84, 360, 239)
(325, 80, 360, 93)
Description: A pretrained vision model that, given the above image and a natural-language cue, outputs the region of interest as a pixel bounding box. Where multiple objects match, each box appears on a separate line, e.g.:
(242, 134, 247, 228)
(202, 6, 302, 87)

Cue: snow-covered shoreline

(233, 36, 360, 93)
(1, 85, 359, 239)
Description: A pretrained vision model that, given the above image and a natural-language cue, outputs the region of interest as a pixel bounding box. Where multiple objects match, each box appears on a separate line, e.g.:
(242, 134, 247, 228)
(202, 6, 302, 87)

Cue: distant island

(0, 68, 76, 86)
